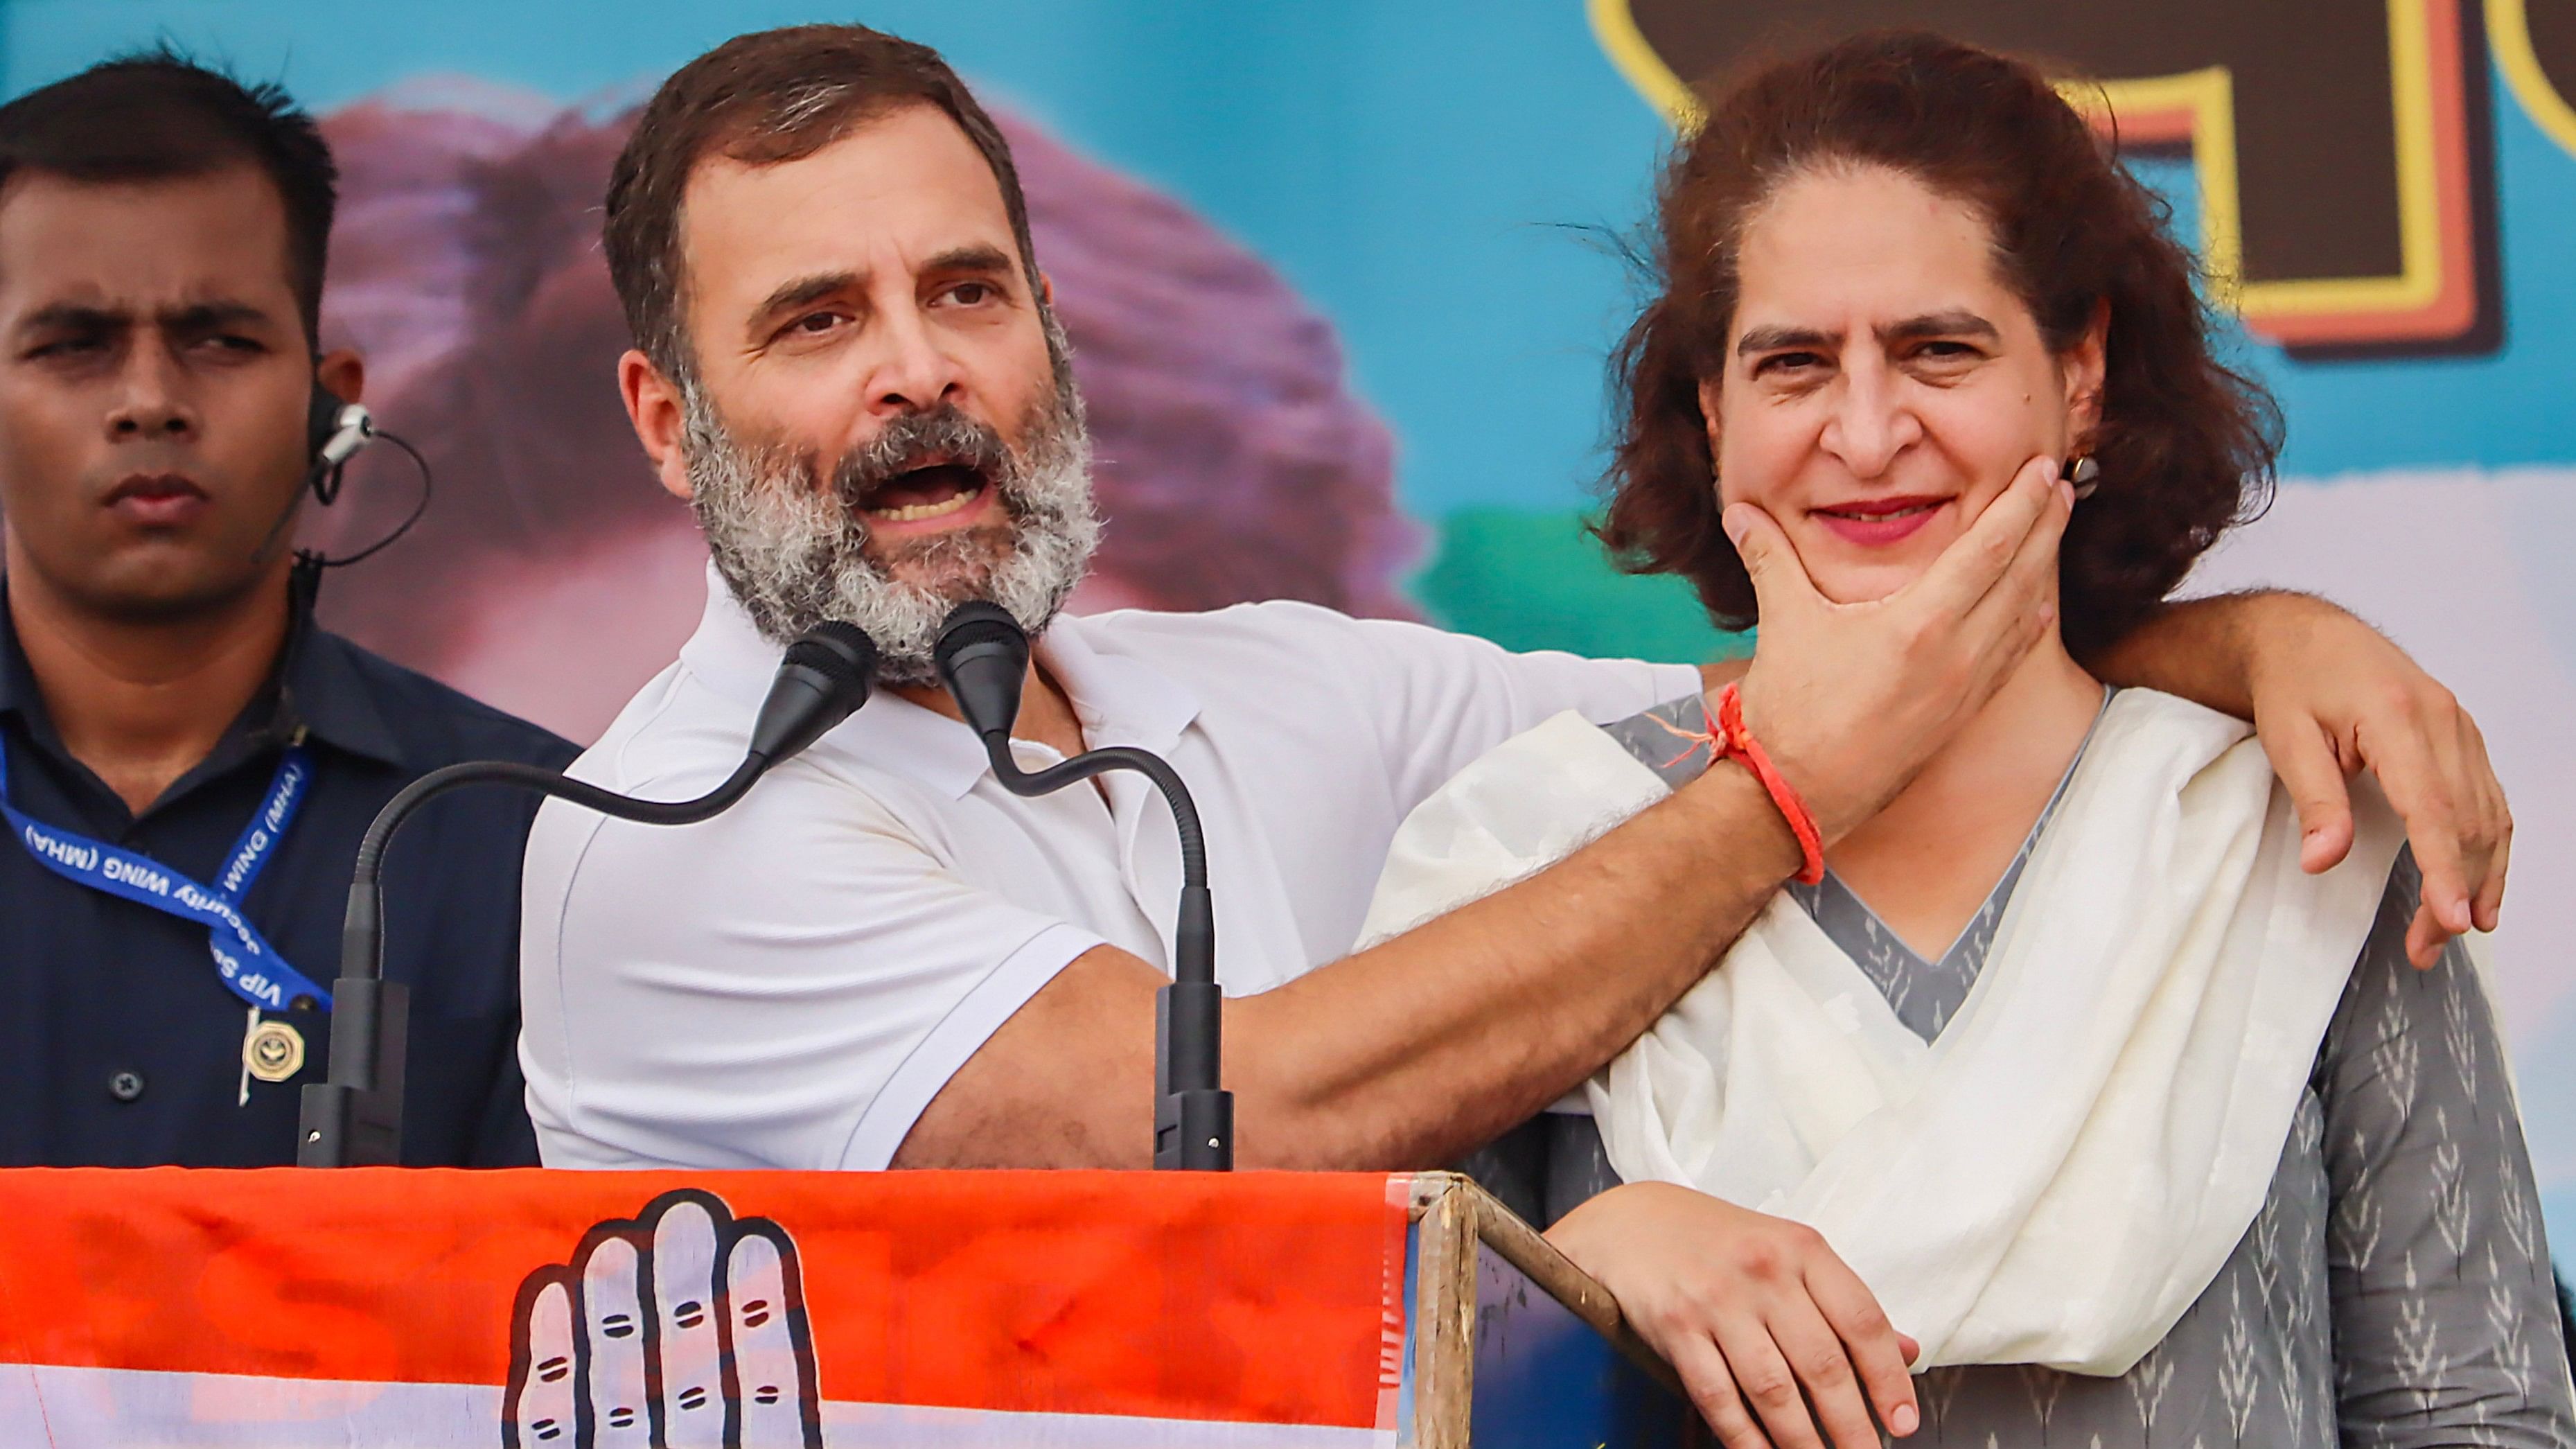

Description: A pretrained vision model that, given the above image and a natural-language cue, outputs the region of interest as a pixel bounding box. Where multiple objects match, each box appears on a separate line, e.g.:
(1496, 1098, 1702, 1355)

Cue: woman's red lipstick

(1810, 493, 1948, 547)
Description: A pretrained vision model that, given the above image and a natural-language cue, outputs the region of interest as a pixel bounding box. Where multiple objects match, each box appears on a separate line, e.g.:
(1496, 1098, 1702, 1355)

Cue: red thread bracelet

(1712, 683, 1826, 884)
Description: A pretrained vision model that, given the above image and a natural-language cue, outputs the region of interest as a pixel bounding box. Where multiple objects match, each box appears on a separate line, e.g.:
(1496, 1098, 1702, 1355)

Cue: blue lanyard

(0, 739, 333, 1012)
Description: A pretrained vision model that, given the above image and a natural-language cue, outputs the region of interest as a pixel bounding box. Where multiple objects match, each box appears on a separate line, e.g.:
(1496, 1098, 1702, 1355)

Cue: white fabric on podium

(1359, 690, 2403, 1375)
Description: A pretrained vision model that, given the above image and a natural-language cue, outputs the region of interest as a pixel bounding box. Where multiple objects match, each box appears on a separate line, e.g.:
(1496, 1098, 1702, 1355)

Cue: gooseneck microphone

(933, 601, 1233, 1170)
(297, 623, 881, 1168)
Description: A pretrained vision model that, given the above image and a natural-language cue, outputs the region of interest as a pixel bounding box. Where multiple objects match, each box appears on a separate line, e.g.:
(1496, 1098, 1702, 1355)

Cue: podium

(0, 1167, 1696, 1446)
(1406, 1173, 1703, 1448)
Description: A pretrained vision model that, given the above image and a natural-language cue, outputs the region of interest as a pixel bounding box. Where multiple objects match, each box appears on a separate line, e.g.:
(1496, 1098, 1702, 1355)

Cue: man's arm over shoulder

(2090, 590, 2511, 961)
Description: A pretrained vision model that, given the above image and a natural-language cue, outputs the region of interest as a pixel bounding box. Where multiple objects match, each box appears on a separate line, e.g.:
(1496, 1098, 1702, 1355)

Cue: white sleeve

(519, 778, 1105, 1173)
(1334, 615, 1702, 818)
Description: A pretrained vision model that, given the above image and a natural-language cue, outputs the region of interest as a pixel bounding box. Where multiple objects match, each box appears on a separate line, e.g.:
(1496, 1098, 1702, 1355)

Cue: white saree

(1358, 689, 2403, 1374)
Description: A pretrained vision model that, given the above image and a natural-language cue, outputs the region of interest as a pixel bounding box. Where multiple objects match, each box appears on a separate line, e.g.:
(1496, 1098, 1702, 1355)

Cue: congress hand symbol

(505, 1190, 822, 1448)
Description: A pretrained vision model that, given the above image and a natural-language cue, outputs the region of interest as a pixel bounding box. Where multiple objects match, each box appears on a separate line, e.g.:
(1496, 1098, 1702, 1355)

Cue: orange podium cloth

(0, 1168, 1412, 1446)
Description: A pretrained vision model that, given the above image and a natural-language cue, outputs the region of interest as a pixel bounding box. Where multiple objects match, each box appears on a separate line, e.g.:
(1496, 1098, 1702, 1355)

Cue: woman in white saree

(1366, 32, 2571, 1449)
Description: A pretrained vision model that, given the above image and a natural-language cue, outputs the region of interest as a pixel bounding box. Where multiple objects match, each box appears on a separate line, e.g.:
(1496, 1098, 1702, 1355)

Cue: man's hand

(2096, 590, 2512, 967)
(1549, 1182, 1921, 1448)
(2239, 596, 2511, 965)
(1731, 457, 2072, 843)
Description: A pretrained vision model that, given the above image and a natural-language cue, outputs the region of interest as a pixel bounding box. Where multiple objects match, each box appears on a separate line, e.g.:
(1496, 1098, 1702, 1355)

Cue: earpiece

(305, 384, 342, 463)
(306, 385, 375, 500)
(276, 376, 428, 610)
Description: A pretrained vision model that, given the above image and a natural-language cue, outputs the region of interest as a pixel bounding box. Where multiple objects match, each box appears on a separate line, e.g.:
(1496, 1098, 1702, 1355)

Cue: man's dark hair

(0, 49, 337, 343)
(603, 23, 1040, 384)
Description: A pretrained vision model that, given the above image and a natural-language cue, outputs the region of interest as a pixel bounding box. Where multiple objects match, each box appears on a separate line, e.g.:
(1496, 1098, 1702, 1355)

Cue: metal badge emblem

(244, 1019, 307, 1084)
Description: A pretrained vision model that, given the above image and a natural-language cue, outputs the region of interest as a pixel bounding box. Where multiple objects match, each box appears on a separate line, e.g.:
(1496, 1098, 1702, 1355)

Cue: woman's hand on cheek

(1732, 455, 2071, 844)
(1547, 1182, 1921, 1448)
(2246, 599, 2511, 965)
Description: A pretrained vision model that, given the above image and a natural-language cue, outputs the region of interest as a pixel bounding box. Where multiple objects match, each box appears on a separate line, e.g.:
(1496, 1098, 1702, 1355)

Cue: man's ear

(1039, 271, 1055, 309)
(619, 349, 695, 501)
(315, 349, 365, 407)
(2064, 299, 2110, 450)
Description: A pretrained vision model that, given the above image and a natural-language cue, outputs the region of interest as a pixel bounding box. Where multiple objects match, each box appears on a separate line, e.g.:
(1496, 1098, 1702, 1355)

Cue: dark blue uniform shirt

(0, 590, 576, 1166)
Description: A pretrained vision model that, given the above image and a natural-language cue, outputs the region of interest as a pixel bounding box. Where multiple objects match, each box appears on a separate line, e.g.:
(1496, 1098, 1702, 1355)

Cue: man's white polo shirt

(520, 574, 1696, 1170)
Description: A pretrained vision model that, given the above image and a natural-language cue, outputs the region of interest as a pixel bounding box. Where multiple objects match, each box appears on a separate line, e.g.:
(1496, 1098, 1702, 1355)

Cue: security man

(0, 53, 575, 1165)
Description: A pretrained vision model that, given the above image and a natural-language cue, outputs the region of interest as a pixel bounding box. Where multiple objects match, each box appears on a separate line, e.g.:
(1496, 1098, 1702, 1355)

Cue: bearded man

(521, 25, 2513, 1438)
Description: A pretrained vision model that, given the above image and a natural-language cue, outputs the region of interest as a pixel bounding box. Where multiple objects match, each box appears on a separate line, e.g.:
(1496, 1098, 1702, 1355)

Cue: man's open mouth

(858, 460, 989, 524)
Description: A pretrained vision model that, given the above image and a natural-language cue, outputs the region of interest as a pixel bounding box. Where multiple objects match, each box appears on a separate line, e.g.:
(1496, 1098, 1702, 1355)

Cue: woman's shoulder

(2094, 685, 2255, 747)
(1598, 692, 1721, 789)
(2317, 846, 2509, 1085)
(1355, 706, 1673, 949)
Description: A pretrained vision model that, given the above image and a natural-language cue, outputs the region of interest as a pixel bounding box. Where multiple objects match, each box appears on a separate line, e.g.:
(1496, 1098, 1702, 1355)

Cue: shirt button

(107, 1071, 145, 1103)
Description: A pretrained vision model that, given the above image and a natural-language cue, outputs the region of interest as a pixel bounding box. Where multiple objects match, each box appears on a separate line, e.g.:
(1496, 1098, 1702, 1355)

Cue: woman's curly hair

(1596, 31, 2282, 658)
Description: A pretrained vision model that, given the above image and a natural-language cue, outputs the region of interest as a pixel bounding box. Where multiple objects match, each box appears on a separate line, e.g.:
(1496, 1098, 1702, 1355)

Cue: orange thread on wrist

(1713, 683, 1826, 884)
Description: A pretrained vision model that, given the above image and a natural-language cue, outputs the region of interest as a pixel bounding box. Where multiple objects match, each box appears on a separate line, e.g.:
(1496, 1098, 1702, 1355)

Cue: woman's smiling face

(1702, 162, 2102, 606)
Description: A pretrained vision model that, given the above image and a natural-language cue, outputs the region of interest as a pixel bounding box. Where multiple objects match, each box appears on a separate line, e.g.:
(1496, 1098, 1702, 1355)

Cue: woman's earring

(2065, 455, 2100, 500)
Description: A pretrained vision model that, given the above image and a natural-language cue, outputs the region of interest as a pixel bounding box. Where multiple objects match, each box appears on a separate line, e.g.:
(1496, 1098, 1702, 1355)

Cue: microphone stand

(297, 623, 879, 1167)
(935, 602, 1232, 1170)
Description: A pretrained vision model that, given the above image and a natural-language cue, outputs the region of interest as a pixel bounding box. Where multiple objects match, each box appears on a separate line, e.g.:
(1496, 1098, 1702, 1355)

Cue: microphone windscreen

(934, 601, 1030, 741)
(784, 621, 879, 695)
(749, 622, 881, 765)
(935, 601, 1024, 657)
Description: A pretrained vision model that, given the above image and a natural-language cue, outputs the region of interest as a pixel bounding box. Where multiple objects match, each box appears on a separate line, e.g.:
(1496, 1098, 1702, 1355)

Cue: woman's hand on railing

(1546, 1180, 1921, 1449)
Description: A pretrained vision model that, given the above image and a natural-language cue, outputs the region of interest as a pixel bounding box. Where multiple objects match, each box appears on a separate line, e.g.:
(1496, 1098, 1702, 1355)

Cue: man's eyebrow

(921, 244, 1017, 279)
(158, 301, 276, 333)
(750, 270, 864, 333)
(1878, 310, 2000, 343)
(1736, 324, 1838, 358)
(17, 302, 127, 334)
(17, 299, 280, 337)
(748, 247, 1023, 337)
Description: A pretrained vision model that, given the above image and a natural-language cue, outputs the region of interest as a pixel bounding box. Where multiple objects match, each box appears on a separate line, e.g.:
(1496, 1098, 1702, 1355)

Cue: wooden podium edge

(1404, 1171, 1682, 1446)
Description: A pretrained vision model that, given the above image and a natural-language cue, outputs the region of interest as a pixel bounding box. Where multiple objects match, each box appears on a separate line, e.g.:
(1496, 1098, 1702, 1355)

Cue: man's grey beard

(682, 375, 1100, 685)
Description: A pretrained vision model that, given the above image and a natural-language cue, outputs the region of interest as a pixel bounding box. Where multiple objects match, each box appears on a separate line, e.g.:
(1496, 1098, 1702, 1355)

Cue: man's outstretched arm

(897, 753, 1799, 1173)
(893, 461, 2072, 1173)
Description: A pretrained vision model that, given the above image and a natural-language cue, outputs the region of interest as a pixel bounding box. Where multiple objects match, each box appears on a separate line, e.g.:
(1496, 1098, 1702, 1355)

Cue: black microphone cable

(298, 622, 881, 1167)
(933, 601, 1232, 1170)
(249, 401, 436, 613)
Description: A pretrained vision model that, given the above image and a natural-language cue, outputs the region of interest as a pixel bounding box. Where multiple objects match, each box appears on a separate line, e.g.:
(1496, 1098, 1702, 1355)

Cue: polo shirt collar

(1039, 608, 1200, 759)
(677, 565, 1203, 800)
(272, 615, 408, 769)
(0, 578, 407, 772)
